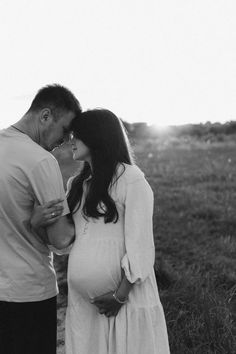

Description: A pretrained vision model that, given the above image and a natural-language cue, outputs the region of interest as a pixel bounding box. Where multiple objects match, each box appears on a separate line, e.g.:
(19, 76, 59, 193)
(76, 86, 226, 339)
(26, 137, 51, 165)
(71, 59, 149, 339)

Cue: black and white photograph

(0, 1, 235, 353)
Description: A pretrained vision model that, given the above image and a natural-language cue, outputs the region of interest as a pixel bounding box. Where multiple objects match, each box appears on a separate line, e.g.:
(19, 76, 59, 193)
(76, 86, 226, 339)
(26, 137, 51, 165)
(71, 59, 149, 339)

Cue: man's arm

(46, 214, 75, 249)
(30, 158, 75, 249)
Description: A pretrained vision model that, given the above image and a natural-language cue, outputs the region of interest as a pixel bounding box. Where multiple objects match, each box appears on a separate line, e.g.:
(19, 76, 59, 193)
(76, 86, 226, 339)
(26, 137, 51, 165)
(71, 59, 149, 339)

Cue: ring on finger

(51, 212, 56, 218)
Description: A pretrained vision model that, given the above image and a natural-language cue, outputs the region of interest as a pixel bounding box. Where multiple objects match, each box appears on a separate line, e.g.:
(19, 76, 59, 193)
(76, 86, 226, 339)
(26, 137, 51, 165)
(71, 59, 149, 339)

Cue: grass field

(54, 136, 236, 354)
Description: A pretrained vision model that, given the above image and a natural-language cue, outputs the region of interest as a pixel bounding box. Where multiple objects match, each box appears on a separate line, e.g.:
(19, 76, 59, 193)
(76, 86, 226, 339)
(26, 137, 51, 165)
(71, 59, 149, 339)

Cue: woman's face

(70, 134, 91, 163)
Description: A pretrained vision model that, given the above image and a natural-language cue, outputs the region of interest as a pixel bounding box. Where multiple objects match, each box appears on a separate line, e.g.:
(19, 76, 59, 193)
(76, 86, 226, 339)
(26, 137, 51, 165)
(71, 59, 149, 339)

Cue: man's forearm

(47, 217, 75, 249)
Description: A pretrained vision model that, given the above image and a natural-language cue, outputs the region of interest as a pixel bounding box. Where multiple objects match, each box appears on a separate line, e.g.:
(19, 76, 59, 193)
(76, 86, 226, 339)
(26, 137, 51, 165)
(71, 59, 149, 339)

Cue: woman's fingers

(98, 308, 106, 315)
(44, 199, 64, 208)
(105, 311, 112, 317)
(46, 210, 62, 220)
(104, 310, 118, 317)
(39, 203, 64, 221)
(45, 215, 61, 225)
(47, 206, 63, 217)
(47, 204, 64, 211)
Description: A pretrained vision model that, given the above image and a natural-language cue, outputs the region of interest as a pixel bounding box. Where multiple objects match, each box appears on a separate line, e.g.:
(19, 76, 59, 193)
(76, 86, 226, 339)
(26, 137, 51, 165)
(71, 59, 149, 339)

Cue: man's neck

(11, 125, 25, 134)
(12, 113, 40, 144)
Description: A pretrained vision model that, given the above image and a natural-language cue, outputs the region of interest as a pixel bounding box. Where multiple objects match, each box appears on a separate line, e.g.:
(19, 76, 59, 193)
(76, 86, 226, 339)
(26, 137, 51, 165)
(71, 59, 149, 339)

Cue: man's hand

(91, 291, 123, 317)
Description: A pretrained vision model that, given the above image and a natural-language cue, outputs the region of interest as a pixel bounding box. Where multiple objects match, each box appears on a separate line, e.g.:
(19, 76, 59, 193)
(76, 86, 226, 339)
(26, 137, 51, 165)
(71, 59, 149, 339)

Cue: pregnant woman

(31, 109, 170, 354)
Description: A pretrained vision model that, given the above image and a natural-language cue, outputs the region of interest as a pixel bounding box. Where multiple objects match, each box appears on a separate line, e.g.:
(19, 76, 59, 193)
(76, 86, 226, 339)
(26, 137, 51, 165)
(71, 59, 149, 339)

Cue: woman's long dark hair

(67, 109, 135, 223)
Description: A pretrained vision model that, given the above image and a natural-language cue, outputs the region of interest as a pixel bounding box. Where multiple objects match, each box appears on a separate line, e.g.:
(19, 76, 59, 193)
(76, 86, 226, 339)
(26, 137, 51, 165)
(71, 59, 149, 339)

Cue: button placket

(81, 181, 90, 236)
(82, 220, 89, 236)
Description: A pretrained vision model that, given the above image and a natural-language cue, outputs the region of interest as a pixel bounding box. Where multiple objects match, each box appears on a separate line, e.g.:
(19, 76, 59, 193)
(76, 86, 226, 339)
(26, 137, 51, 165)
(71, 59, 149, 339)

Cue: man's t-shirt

(0, 127, 70, 302)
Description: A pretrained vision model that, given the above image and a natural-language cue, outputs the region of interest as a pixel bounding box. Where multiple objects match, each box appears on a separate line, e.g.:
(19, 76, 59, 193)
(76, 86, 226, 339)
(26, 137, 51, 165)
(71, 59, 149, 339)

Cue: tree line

(122, 120, 236, 139)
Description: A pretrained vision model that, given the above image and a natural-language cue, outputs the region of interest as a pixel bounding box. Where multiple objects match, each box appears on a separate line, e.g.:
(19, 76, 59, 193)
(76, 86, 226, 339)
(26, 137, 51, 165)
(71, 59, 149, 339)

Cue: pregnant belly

(68, 239, 123, 300)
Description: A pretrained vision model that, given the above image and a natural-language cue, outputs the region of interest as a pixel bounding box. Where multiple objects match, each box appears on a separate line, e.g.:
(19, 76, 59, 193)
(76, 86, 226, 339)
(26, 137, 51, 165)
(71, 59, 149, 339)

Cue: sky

(0, 0, 236, 128)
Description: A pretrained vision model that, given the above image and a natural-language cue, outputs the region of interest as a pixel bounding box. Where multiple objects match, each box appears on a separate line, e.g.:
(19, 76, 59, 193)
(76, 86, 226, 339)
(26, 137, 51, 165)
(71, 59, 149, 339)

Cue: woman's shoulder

(114, 164, 153, 203)
(116, 163, 145, 185)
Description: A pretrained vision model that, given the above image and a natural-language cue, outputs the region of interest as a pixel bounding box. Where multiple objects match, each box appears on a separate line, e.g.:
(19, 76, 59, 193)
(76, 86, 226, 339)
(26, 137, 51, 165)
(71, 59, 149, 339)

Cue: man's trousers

(0, 296, 57, 354)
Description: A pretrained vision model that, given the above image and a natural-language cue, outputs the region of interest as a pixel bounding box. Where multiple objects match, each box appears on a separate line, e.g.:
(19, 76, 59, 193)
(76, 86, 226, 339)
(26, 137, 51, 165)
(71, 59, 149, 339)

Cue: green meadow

(54, 135, 236, 354)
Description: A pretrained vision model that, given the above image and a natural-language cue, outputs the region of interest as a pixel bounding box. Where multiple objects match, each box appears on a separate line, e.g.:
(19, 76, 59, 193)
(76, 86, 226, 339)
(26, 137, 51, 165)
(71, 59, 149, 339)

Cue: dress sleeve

(121, 177, 155, 284)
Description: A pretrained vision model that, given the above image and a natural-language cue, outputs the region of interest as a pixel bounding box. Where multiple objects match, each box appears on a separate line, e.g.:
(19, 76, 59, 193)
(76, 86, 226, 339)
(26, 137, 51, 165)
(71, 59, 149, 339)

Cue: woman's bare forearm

(116, 273, 134, 302)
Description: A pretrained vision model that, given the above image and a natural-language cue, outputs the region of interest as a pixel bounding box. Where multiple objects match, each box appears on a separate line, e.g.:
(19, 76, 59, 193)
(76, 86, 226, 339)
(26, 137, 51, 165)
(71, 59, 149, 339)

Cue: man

(0, 84, 81, 354)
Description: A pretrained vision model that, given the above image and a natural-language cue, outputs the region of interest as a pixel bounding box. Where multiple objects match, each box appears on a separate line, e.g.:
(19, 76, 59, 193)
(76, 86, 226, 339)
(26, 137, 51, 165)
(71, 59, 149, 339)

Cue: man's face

(40, 110, 76, 151)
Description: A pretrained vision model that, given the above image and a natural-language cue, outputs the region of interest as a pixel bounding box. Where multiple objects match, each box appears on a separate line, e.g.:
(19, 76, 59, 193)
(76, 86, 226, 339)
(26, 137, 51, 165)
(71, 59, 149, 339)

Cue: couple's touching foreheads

(0, 84, 170, 354)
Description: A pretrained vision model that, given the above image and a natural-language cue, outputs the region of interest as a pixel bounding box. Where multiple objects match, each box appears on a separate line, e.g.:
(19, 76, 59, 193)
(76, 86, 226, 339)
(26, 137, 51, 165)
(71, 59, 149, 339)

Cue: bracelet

(112, 290, 128, 304)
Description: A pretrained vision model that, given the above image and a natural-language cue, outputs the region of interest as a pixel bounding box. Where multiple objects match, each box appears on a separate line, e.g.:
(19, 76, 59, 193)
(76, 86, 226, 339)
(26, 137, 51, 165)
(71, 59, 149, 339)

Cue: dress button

(82, 221, 88, 235)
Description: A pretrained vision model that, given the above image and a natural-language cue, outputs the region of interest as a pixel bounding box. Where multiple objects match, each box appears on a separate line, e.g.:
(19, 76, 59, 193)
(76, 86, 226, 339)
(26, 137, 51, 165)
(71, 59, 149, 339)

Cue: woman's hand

(91, 274, 133, 317)
(91, 291, 124, 317)
(30, 199, 64, 229)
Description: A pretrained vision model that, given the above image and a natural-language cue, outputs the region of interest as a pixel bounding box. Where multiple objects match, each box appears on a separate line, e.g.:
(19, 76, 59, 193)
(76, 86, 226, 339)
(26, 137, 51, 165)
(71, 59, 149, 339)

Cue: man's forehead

(61, 111, 76, 128)
(65, 110, 76, 120)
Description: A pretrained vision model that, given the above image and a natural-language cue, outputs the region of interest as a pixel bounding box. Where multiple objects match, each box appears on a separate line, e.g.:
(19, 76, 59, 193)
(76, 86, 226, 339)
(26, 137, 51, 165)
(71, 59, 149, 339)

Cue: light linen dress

(65, 163, 170, 354)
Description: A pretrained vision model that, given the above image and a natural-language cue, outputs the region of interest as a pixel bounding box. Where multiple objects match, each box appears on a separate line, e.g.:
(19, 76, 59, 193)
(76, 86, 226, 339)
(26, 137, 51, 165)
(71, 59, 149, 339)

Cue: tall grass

(54, 136, 236, 353)
(156, 260, 235, 353)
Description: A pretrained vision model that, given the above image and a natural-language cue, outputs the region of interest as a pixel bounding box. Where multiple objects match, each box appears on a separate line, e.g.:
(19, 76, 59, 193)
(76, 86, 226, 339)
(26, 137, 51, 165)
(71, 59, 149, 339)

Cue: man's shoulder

(1, 128, 57, 167)
(20, 139, 56, 168)
(29, 147, 59, 175)
(27, 142, 55, 163)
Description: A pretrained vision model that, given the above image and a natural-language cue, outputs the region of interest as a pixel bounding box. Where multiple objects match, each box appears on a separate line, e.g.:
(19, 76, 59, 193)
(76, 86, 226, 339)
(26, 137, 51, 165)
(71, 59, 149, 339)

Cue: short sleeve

(30, 156, 70, 216)
(121, 177, 155, 284)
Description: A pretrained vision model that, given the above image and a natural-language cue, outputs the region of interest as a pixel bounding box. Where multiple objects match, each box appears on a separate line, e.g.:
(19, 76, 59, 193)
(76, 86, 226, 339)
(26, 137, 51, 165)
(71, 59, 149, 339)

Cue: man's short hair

(28, 84, 82, 119)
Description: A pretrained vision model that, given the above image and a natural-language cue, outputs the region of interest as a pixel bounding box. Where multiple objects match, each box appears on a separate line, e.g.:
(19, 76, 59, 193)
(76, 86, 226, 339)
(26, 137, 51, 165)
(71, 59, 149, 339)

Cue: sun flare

(147, 122, 171, 134)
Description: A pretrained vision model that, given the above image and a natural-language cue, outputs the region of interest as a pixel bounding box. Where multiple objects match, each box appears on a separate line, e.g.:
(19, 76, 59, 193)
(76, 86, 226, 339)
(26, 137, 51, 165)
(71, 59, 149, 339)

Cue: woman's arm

(91, 273, 134, 317)
(30, 199, 65, 246)
(115, 273, 134, 302)
(30, 199, 64, 229)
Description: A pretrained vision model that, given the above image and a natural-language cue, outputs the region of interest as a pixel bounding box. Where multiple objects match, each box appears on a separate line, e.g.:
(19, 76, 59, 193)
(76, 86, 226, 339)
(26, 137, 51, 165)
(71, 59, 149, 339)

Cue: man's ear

(39, 108, 52, 124)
